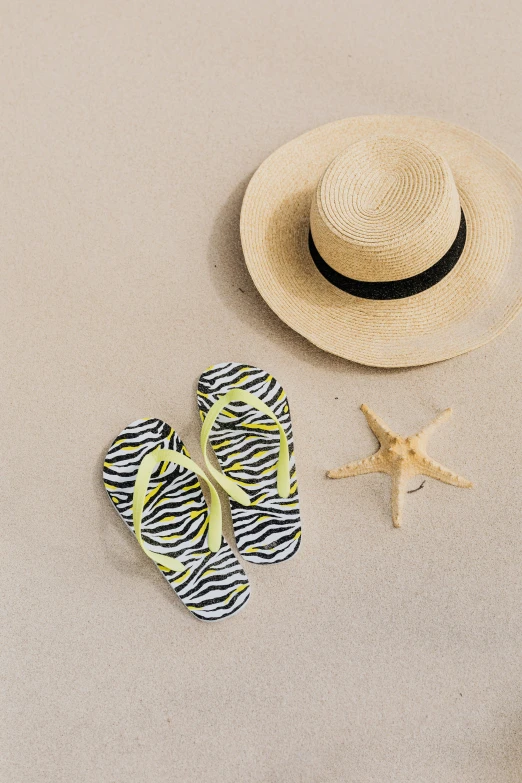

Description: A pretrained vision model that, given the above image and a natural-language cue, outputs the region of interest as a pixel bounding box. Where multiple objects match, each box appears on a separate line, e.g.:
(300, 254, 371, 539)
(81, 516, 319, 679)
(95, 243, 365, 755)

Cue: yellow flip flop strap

(200, 388, 290, 506)
(133, 447, 222, 573)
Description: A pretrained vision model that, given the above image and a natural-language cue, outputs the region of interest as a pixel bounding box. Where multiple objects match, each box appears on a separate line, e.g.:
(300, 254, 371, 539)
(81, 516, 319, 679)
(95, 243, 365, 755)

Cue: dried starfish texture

(327, 405, 472, 527)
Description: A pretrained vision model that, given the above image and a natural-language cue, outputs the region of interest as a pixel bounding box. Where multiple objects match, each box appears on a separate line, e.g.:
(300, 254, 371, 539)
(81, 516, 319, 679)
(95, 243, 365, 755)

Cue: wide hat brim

(240, 116, 522, 367)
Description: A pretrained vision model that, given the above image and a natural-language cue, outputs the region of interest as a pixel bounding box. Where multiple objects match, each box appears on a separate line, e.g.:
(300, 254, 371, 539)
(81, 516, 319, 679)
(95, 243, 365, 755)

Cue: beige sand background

(2, 1, 522, 781)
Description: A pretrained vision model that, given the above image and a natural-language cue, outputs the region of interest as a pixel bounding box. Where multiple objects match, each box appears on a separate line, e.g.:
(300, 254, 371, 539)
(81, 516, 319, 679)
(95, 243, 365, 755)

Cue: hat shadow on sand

(208, 176, 412, 378)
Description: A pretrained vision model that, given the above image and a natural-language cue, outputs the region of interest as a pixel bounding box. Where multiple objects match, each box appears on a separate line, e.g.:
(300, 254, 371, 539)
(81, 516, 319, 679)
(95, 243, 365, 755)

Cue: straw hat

(240, 116, 522, 367)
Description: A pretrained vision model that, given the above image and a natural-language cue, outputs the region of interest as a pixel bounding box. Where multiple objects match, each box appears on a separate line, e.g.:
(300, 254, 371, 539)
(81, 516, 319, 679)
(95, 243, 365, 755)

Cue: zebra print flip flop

(197, 363, 301, 564)
(103, 418, 251, 622)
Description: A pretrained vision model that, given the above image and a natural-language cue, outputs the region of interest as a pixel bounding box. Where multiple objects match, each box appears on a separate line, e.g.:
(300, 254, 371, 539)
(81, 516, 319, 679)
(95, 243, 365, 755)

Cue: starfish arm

(391, 468, 408, 528)
(327, 452, 385, 479)
(360, 404, 394, 445)
(418, 456, 472, 488)
(415, 408, 452, 442)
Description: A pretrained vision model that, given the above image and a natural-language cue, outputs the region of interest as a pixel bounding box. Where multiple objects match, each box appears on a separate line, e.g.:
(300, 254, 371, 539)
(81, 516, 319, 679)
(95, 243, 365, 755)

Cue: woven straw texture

(240, 115, 522, 367)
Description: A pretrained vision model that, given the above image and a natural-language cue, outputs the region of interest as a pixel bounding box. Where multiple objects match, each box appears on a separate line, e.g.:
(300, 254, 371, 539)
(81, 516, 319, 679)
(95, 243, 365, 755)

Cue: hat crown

(310, 136, 462, 282)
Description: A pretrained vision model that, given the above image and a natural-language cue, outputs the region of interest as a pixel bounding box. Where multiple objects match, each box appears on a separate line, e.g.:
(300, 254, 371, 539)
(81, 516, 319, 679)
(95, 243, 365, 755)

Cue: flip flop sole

(198, 363, 302, 564)
(103, 418, 251, 621)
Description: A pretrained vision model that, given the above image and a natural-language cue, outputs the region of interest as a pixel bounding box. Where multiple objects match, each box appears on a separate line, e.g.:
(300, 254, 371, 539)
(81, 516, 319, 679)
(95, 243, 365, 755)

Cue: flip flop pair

(103, 363, 301, 622)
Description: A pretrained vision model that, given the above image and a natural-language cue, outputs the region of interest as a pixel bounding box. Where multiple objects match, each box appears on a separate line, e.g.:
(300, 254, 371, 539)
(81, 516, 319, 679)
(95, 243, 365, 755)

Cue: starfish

(327, 405, 472, 527)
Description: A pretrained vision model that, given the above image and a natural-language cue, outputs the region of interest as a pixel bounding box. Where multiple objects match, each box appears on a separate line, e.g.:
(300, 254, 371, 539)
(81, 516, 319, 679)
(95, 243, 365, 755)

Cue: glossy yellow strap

(133, 447, 222, 573)
(200, 388, 290, 506)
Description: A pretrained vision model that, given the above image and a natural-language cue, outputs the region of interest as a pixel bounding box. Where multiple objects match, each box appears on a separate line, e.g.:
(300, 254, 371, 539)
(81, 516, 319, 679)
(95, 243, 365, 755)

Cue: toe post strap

(200, 388, 291, 505)
(133, 447, 222, 572)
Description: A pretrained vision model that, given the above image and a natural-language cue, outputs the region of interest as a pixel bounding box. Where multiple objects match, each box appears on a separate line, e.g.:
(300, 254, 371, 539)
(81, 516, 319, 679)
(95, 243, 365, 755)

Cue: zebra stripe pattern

(197, 363, 301, 564)
(103, 418, 251, 621)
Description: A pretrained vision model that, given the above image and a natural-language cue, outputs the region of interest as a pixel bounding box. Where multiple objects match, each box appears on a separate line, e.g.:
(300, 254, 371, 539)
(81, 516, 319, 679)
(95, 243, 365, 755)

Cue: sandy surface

(2, 1, 522, 781)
